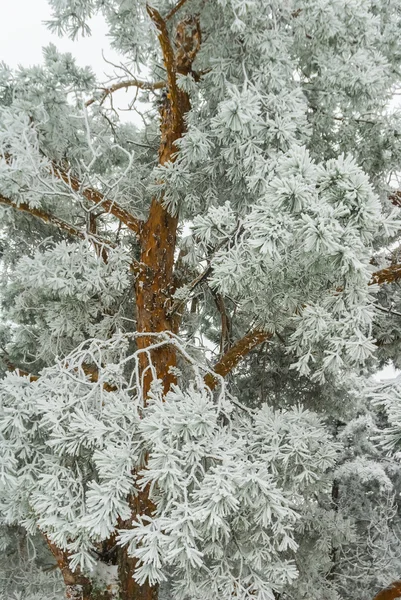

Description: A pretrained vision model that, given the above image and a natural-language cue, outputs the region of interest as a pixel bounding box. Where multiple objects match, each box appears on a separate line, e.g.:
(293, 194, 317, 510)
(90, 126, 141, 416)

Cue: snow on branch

(0, 192, 87, 241)
(85, 78, 166, 108)
(51, 162, 143, 236)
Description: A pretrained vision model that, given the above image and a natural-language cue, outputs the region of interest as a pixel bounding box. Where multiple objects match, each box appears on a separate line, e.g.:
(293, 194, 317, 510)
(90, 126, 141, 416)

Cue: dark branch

(85, 78, 166, 107)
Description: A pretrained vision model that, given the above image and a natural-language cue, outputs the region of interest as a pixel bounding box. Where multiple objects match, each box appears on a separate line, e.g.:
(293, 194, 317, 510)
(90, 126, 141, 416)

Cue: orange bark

(135, 5, 200, 398)
(118, 7, 201, 600)
(372, 581, 401, 600)
(204, 329, 272, 390)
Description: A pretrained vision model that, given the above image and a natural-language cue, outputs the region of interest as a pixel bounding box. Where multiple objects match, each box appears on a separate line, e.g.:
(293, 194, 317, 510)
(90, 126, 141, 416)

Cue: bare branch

(204, 329, 272, 390)
(146, 4, 178, 97)
(211, 290, 231, 356)
(85, 78, 166, 107)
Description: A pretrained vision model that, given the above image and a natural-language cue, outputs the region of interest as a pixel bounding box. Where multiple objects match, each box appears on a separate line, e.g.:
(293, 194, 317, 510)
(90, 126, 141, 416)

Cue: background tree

(2, 1, 401, 599)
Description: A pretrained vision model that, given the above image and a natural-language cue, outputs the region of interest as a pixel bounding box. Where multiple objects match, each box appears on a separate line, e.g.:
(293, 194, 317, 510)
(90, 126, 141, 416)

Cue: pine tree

(2, 1, 401, 599)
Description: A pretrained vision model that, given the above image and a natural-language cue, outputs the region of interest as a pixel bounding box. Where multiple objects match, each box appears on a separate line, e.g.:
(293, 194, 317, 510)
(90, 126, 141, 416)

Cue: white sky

(0, 0, 149, 118)
(1, 0, 114, 76)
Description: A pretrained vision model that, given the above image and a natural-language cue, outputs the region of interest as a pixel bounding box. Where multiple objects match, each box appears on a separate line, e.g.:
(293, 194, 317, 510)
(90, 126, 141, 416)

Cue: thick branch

(146, 4, 178, 98)
(51, 163, 143, 235)
(204, 329, 273, 390)
(372, 581, 401, 600)
(0, 193, 86, 240)
(85, 78, 166, 107)
(45, 537, 101, 600)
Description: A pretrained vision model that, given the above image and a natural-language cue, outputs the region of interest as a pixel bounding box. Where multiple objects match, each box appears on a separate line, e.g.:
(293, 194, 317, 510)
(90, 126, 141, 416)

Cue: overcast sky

(1, 0, 116, 77)
(0, 1, 151, 121)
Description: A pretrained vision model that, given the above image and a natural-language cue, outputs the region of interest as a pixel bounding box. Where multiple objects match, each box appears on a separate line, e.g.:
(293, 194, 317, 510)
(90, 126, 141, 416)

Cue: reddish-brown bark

(118, 7, 201, 600)
(371, 263, 401, 286)
(46, 538, 113, 600)
(372, 581, 401, 600)
(204, 329, 272, 390)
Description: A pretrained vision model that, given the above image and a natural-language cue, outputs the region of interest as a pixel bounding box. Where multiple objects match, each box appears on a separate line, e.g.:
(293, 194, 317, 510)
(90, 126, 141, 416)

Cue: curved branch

(85, 78, 166, 107)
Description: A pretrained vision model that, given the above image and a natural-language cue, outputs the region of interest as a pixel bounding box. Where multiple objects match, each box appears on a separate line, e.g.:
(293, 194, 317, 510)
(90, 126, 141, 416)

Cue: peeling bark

(46, 538, 113, 600)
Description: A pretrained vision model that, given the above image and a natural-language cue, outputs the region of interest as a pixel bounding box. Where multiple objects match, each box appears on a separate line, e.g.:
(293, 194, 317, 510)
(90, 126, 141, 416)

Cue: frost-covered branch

(51, 162, 144, 236)
(85, 78, 166, 107)
(0, 192, 87, 240)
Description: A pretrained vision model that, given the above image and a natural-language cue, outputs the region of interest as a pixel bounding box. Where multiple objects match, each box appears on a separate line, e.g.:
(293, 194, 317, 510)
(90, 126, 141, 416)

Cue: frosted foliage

(1, 0, 401, 598)
(0, 333, 338, 599)
(6, 241, 132, 360)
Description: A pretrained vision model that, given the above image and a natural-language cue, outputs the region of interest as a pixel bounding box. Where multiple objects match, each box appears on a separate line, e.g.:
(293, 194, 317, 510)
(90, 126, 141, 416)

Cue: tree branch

(3, 356, 117, 393)
(372, 581, 401, 600)
(1, 353, 39, 382)
(201, 260, 401, 392)
(0, 192, 117, 256)
(211, 290, 231, 356)
(146, 4, 178, 98)
(204, 329, 273, 390)
(85, 78, 166, 107)
(51, 163, 143, 236)
(0, 193, 87, 240)
(165, 0, 191, 21)
(371, 264, 401, 286)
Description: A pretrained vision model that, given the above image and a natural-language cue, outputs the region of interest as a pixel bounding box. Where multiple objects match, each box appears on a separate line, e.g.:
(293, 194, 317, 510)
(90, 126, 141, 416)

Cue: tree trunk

(117, 8, 201, 600)
(47, 538, 114, 600)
